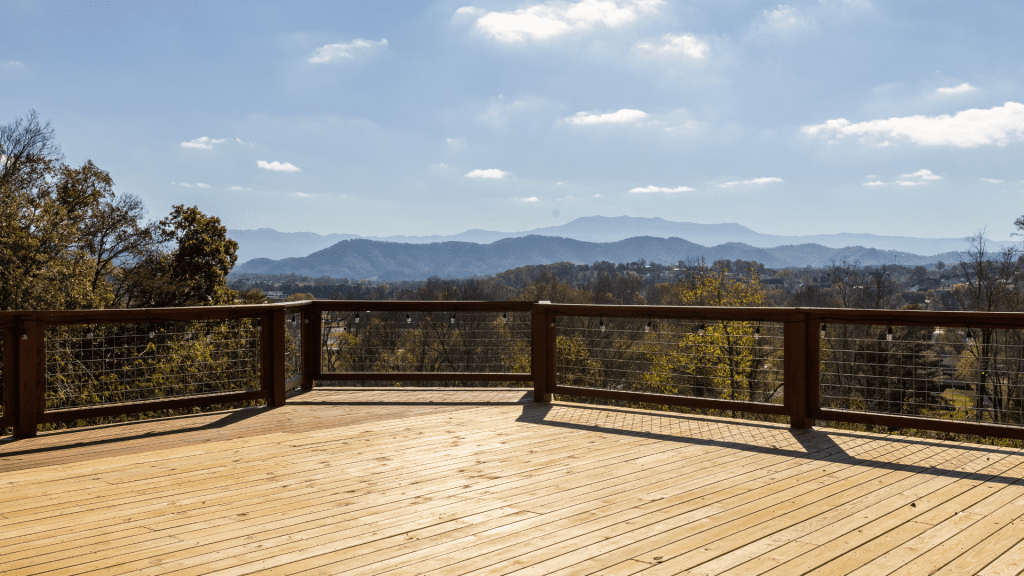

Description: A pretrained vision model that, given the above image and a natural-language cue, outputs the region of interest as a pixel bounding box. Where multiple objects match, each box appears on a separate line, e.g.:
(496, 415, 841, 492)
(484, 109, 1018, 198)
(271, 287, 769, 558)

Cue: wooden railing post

(302, 302, 320, 390)
(531, 308, 552, 402)
(3, 324, 18, 431)
(15, 319, 43, 438)
(261, 310, 287, 407)
(784, 315, 814, 429)
(805, 317, 820, 422)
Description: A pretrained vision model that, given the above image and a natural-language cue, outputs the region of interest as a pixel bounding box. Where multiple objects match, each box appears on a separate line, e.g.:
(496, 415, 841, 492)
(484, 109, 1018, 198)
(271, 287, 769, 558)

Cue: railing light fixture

(697, 320, 706, 336)
(966, 328, 974, 345)
(754, 324, 761, 340)
(820, 323, 827, 338)
(886, 325, 894, 342)
(600, 318, 605, 332)
(645, 320, 651, 333)
(502, 312, 508, 323)
(407, 313, 412, 324)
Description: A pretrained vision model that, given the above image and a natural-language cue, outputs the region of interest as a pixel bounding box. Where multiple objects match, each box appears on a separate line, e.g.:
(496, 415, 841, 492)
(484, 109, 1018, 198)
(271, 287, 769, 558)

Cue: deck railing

(3, 301, 1024, 441)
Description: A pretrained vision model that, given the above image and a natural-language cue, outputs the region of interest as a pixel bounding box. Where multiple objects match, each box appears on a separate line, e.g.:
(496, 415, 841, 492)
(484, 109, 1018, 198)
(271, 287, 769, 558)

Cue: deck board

(3, 388, 1024, 575)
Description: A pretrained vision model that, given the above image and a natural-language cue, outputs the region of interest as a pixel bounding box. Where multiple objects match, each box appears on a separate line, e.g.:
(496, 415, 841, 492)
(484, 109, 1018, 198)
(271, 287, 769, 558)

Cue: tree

(0, 111, 120, 310)
(126, 205, 239, 307)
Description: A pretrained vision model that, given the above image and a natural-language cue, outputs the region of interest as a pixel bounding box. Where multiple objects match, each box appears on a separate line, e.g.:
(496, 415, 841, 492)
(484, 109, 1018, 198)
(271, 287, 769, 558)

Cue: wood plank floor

(2, 387, 1024, 575)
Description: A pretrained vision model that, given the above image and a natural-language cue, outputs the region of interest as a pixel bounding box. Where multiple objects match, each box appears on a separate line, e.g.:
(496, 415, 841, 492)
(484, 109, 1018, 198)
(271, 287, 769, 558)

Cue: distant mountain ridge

(234, 235, 967, 281)
(227, 216, 1009, 264)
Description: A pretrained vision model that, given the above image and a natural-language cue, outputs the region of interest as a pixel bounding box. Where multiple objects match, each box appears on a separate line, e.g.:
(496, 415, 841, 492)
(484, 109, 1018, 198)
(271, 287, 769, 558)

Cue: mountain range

(234, 235, 970, 281)
(227, 216, 1009, 264)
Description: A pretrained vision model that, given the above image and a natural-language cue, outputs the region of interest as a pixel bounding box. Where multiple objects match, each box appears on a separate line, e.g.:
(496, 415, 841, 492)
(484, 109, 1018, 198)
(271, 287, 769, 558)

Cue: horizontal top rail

(314, 300, 535, 313)
(4, 302, 1024, 329)
(0, 301, 310, 326)
(536, 304, 1024, 329)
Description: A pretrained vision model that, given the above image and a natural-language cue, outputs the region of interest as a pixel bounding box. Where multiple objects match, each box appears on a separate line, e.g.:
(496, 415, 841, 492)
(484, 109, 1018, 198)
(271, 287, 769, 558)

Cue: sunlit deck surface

(3, 389, 1024, 576)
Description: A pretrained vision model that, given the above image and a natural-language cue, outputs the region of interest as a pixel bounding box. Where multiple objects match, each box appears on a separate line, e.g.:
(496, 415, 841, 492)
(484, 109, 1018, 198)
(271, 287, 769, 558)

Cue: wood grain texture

(2, 388, 1024, 575)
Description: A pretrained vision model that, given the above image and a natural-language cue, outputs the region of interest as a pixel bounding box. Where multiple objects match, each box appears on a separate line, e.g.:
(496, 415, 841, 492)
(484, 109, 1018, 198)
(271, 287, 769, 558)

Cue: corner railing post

(531, 307, 551, 402)
(15, 318, 42, 438)
(261, 310, 287, 407)
(302, 302, 320, 390)
(784, 314, 813, 429)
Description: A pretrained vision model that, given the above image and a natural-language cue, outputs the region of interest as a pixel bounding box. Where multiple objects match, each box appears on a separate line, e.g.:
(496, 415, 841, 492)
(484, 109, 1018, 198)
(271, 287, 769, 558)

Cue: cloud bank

(802, 102, 1024, 147)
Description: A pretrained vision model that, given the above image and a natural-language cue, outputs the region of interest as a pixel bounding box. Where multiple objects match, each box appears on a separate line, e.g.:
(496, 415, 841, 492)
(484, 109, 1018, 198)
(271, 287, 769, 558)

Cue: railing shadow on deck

(516, 402, 1024, 486)
(0, 401, 271, 458)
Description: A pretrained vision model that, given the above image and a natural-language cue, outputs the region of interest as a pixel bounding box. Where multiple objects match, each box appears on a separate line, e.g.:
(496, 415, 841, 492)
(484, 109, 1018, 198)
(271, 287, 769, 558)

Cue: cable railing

(5, 301, 1024, 442)
(315, 301, 533, 387)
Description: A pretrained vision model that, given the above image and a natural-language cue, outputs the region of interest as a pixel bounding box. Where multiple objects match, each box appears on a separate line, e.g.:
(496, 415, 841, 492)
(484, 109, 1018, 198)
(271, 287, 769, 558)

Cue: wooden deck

(3, 389, 1024, 575)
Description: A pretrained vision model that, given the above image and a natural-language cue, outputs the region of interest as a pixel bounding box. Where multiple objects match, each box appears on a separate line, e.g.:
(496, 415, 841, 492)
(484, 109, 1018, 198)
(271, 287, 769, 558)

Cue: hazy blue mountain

(228, 216, 1008, 263)
(234, 235, 966, 281)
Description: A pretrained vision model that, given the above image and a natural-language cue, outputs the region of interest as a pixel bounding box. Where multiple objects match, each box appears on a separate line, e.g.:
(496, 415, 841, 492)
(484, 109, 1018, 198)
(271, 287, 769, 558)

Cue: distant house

(264, 291, 286, 301)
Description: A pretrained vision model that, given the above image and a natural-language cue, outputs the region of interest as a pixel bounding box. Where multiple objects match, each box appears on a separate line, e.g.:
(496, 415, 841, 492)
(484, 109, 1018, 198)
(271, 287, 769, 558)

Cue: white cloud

(257, 160, 301, 172)
(465, 168, 509, 179)
(518, 196, 540, 202)
(291, 192, 323, 197)
(566, 109, 649, 125)
(900, 169, 941, 180)
(719, 177, 783, 188)
(980, 177, 1004, 183)
(629, 185, 695, 193)
(196, 183, 210, 188)
(762, 5, 810, 32)
(801, 102, 1024, 147)
(896, 180, 926, 186)
(862, 181, 885, 186)
(181, 136, 229, 150)
(463, 0, 662, 43)
(229, 186, 251, 191)
(307, 38, 389, 63)
(935, 83, 977, 96)
(592, 193, 605, 197)
(635, 33, 709, 60)
(172, 182, 210, 188)
(1, 60, 24, 68)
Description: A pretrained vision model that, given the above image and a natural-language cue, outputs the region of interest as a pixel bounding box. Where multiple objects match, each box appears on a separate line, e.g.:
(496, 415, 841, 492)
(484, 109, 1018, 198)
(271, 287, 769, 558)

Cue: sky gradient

(2, 0, 1022, 240)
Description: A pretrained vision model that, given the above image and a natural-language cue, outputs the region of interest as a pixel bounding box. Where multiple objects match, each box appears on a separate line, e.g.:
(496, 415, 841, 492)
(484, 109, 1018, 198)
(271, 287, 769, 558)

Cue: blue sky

(2, 0, 1023, 240)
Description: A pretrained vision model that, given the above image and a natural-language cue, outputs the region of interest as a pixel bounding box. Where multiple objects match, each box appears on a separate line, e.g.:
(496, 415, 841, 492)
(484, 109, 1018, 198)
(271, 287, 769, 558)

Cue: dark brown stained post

(3, 324, 18, 429)
(545, 312, 557, 401)
(15, 319, 43, 438)
(805, 317, 820, 423)
(302, 302, 320, 390)
(531, 308, 550, 402)
(784, 316, 812, 429)
(261, 310, 287, 407)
